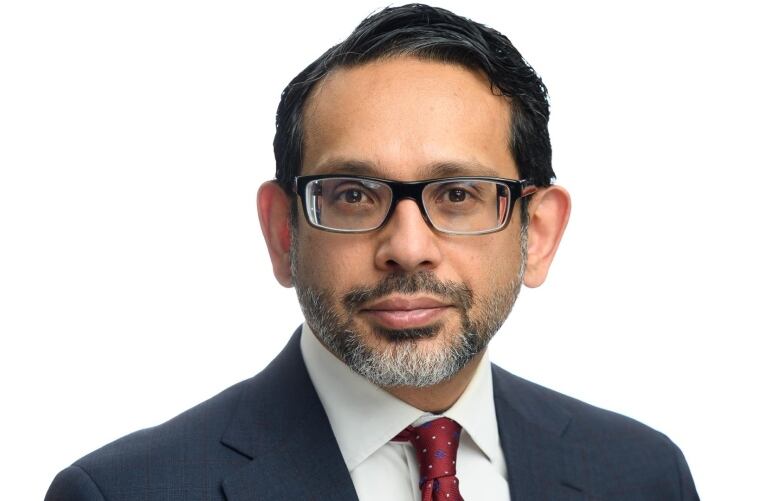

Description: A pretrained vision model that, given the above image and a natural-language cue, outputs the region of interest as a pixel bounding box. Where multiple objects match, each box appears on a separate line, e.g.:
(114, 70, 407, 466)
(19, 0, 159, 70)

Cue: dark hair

(274, 3, 554, 209)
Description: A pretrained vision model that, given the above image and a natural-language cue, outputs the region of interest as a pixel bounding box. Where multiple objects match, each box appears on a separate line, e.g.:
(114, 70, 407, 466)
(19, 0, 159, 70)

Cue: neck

(384, 351, 485, 413)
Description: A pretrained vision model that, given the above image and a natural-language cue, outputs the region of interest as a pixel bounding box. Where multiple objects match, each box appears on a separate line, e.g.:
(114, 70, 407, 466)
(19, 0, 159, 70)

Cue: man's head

(274, 3, 555, 204)
(258, 4, 570, 388)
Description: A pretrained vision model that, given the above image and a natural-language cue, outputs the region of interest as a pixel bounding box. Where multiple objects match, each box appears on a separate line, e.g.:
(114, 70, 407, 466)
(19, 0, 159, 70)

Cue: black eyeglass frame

(293, 174, 538, 235)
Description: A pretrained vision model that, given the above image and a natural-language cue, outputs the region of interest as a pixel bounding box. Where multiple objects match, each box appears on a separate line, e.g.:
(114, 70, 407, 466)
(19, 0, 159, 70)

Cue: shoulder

(46, 378, 252, 501)
(492, 363, 671, 441)
(491, 364, 699, 499)
(86, 378, 247, 464)
(46, 330, 311, 500)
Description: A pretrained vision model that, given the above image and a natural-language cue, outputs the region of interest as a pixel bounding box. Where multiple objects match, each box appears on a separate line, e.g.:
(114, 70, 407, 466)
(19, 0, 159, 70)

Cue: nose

(374, 198, 443, 273)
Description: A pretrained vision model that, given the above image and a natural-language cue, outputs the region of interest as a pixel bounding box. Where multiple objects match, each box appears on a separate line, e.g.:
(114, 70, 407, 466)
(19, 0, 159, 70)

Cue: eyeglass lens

(304, 177, 511, 234)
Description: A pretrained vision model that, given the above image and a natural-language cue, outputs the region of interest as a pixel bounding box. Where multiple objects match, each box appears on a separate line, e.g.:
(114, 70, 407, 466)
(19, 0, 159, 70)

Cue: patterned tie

(393, 417, 465, 501)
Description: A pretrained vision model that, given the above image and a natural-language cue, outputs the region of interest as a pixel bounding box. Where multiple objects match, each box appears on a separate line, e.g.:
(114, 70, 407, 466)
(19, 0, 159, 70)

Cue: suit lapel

(492, 365, 589, 501)
(220, 328, 359, 501)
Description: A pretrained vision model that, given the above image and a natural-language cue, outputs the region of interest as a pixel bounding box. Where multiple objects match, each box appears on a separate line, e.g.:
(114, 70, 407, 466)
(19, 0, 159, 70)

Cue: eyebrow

(310, 158, 504, 179)
(427, 161, 501, 178)
(312, 159, 383, 177)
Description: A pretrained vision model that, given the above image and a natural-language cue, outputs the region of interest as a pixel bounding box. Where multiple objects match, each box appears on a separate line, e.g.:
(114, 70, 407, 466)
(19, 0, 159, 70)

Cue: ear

(522, 185, 571, 288)
(257, 181, 294, 288)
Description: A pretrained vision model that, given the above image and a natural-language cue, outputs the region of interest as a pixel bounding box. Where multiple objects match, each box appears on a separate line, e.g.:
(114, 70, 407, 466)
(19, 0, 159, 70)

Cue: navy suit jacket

(46, 328, 699, 500)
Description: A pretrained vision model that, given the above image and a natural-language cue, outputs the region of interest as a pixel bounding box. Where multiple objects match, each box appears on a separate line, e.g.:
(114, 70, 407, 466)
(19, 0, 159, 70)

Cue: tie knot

(394, 417, 463, 481)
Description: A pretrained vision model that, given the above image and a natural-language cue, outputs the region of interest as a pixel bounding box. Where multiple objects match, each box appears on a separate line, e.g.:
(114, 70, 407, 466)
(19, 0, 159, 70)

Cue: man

(46, 4, 698, 500)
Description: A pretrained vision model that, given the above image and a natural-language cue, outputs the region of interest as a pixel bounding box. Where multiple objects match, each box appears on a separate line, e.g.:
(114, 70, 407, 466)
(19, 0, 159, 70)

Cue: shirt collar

(299, 322, 502, 471)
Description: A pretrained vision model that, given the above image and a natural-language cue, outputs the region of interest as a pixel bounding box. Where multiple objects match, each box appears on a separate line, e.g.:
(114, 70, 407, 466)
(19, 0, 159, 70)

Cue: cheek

(443, 229, 522, 290)
(297, 231, 375, 289)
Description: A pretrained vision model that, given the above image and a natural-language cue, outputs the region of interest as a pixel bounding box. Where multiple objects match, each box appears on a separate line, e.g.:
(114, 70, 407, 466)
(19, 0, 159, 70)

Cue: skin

(258, 56, 570, 412)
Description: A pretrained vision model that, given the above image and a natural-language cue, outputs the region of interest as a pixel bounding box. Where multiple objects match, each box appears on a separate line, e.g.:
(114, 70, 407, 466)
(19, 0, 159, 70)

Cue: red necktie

(393, 417, 465, 501)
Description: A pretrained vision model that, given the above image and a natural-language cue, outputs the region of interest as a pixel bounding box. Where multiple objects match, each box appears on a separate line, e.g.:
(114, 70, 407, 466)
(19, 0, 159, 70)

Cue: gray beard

(289, 223, 526, 388)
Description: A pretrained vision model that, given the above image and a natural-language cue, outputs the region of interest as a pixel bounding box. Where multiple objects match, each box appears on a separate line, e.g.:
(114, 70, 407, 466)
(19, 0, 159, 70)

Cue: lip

(364, 296, 450, 311)
(361, 296, 452, 330)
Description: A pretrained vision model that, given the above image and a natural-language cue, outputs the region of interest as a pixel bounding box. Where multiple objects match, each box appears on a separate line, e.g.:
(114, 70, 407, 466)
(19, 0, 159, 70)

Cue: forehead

(301, 56, 517, 180)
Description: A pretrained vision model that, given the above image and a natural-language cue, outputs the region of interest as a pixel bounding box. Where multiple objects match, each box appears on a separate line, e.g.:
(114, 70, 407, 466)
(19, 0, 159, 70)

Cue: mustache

(342, 271, 474, 312)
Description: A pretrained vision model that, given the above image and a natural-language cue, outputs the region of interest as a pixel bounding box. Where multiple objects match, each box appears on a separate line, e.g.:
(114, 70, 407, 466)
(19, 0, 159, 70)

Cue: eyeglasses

(293, 174, 537, 235)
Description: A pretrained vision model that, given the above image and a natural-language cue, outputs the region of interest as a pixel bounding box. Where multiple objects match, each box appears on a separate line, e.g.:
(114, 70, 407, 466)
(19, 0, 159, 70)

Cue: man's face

(291, 56, 526, 387)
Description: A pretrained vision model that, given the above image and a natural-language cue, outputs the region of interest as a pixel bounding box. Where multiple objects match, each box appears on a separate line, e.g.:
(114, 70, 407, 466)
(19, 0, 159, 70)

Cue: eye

(336, 188, 372, 204)
(330, 182, 378, 206)
(342, 189, 364, 203)
(433, 184, 479, 204)
(447, 188, 468, 203)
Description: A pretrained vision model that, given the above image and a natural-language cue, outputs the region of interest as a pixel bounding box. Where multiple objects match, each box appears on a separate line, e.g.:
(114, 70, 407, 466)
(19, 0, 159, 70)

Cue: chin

(371, 323, 443, 343)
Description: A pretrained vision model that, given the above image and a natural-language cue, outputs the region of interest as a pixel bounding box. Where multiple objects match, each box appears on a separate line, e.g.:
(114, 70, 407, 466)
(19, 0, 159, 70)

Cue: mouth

(359, 296, 453, 330)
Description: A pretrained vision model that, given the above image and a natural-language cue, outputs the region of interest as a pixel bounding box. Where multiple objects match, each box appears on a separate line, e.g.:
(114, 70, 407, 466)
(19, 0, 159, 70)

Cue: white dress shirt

(299, 323, 511, 501)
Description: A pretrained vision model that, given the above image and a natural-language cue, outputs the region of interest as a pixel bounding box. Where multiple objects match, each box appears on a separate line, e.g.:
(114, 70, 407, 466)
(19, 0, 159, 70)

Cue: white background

(1, 1, 778, 499)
